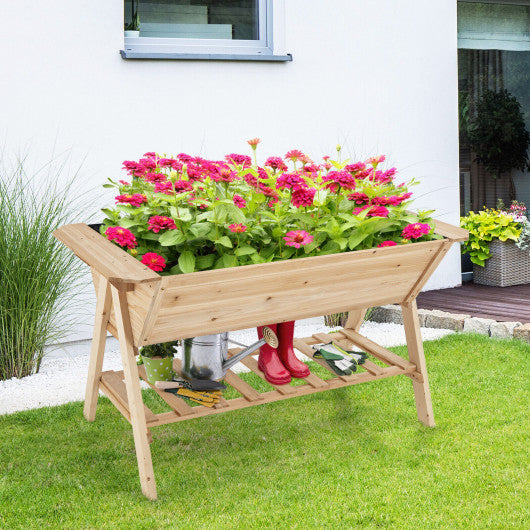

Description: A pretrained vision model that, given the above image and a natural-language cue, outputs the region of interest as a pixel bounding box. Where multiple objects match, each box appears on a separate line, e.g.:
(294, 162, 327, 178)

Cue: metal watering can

(182, 326, 278, 381)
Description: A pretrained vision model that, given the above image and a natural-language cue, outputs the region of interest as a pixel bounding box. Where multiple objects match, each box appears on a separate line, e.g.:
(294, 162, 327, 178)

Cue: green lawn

(0, 334, 528, 529)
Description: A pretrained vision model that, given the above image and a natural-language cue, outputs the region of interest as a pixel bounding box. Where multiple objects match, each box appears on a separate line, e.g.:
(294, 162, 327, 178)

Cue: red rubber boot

(257, 324, 291, 385)
(277, 321, 310, 378)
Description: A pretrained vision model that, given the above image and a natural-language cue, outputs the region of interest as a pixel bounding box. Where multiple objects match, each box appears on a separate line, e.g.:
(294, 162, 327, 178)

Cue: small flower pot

(141, 356, 174, 385)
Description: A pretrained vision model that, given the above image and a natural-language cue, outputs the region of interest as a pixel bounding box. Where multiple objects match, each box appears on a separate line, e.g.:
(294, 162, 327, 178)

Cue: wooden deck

(417, 283, 530, 323)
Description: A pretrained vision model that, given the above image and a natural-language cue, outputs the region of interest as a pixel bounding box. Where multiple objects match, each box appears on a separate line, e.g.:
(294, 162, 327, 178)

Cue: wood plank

(84, 273, 112, 421)
(147, 364, 415, 428)
(401, 300, 435, 426)
(111, 287, 157, 500)
(340, 329, 415, 370)
(54, 223, 160, 286)
(137, 365, 194, 417)
(433, 219, 469, 241)
(100, 370, 157, 423)
(223, 369, 264, 402)
(240, 356, 298, 395)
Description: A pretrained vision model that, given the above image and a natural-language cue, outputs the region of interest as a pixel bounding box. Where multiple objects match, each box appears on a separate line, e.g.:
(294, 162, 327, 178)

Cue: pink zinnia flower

(225, 153, 252, 168)
(347, 192, 370, 205)
(147, 216, 177, 233)
(366, 155, 386, 167)
(174, 180, 194, 193)
(115, 194, 148, 207)
(285, 149, 305, 162)
(344, 162, 367, 174)
(105, 226, 137, 249)
(377, 241, 398, 248)
(276, 173, 307, 191)
(233, 194, 246, 208)
(322, 170, 356, 192)
(143, 171, 167, 183)
(154, 181, 174, 195)
(353, 205, 389, 217)
(291, 188, 316, 208)
(119, 180, 130, 186)
(264, 157, 288, 172)
(283, 230, 313, 248)
(402, 223, 431, 239)
(228, 223, 247, 233)
(141, 252, 166, 272)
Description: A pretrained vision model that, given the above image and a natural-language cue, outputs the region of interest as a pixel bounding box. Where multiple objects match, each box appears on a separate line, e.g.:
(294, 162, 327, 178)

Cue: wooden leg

(345, 309, 367, 332)
(401, 300, 435, 427)
(84, 275, 112, 421)
(112, 286, 157, 500)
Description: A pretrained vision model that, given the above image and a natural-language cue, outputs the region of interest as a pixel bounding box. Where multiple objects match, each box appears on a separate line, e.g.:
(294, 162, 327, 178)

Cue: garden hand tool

(277, 321, 310, 378)
(164, 387, 221, 408)
(182, 327, 278, 380)
(257, 324, 292, 385)
(312, 342, 367, 376)
(154, 378, 226, 391)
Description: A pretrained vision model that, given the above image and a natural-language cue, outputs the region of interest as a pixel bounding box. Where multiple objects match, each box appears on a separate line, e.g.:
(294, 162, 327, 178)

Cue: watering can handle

(223, 326, 278, 371)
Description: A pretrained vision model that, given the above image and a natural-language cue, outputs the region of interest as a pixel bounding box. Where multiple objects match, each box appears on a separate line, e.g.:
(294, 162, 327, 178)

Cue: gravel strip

(0, 319, 454, 415)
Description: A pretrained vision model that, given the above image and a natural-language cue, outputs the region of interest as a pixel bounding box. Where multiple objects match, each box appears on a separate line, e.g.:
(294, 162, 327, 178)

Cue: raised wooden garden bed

(54, 220, 468, 500)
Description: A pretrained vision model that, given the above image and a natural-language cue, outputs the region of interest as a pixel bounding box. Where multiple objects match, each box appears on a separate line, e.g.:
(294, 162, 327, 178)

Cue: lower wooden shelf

(99, 328, 421, 429)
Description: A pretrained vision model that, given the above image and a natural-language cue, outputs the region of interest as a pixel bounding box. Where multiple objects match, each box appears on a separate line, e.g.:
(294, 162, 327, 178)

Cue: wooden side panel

(144, 241, 443, 344)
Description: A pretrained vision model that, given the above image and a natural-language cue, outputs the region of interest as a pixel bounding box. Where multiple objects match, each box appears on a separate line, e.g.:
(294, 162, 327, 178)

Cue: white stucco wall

(0, 0, 461, 342)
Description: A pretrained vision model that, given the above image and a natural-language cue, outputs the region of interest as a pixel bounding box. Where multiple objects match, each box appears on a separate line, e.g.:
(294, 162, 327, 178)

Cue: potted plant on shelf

(461, 201, 530, 286)
(138, 341, 178, 385)
(124, 0, 140, 38)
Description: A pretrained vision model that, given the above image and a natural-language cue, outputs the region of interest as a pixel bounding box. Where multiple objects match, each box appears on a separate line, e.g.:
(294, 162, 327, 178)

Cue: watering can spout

(223, 326, 278, 371)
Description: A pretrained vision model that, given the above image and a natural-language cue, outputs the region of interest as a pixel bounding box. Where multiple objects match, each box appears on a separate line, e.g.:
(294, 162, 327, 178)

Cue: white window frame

(121, 0, 290, 61)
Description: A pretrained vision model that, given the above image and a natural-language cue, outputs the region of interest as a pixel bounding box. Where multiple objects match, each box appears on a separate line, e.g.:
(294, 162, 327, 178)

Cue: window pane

(125, 0, 259, 40)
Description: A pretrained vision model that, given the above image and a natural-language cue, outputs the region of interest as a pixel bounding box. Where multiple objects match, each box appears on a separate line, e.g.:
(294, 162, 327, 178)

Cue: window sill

(119, 50, 292, 61)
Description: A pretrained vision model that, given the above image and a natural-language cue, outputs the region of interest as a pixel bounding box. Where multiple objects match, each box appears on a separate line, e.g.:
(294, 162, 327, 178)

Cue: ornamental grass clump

(100, 141, 441, 274)
(0, 157, 84, 380)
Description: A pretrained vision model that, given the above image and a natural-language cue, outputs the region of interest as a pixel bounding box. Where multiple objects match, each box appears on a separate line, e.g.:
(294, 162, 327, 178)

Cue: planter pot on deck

(473, 240, 530, 287)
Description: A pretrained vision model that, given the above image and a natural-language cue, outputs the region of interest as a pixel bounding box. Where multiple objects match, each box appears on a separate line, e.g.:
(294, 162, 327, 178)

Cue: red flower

(276, 173, 307, 191)
(322, 171, 356, 192)
(105, 226, 137, 249)
(291, 188, 316, 208)
(228, 224, 247, 233)
(233, 194, 246, 208)
(283, 230, 313, 248)
(115, 194, 148, 207)
(377, 241, 398, 247)
(344, 162, 367, 174)
(353, 205, 389, 217)
(143, 171, 167, 183)
(347, 192, 370, 205)
(285, 150, 305, 162)
(141, 252, 166, 272)
(265, 157, 288, 171)
(174, 180, 194, 193)
(147, 216, 177, 233)
(366, 155, 386, 167)
(247, 138, 261, 148)
(225, 153, 252, 167)
(154, 181, 173, 195)
(402, 223, 431, 239)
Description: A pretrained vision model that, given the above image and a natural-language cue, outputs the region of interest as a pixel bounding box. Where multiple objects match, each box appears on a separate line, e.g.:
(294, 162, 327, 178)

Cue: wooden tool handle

(154, 381, 183, 389)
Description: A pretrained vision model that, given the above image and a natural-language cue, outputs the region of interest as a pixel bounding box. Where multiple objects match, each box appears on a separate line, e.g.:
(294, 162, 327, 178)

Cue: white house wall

(0, 0, 461, 342)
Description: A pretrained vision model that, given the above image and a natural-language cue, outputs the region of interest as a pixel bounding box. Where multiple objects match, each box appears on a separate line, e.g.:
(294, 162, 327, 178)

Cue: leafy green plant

(0, 156, 84, 380)
(460, 209, 522, 266)
(468, 89, 530, 178)
(139, 341, 178, 359)
(100, 143, 441, 275)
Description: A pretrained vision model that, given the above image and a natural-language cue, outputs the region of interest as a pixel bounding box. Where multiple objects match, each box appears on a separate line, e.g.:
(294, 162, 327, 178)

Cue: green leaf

(178, 251, 195, 274)
(189, 223, 213, 239)
(235, 245, 257, 256)
(120, 218, 141, 229)
(215, 236, 233, 248)
(159, 230, 186, 246)
(348, 231, 370, 250)
(195, 254, 216, 270)
(222, 254, 238, 268)
(169, 264, 182, 275)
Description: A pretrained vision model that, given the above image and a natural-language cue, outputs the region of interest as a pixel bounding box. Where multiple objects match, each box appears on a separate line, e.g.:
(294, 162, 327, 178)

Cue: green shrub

(0, 156, 84, 379)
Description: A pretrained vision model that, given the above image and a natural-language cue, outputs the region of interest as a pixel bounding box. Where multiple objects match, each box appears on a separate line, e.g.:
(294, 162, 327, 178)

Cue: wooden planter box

(54, 219, 467, 500)
(473, 239, 530, 287)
